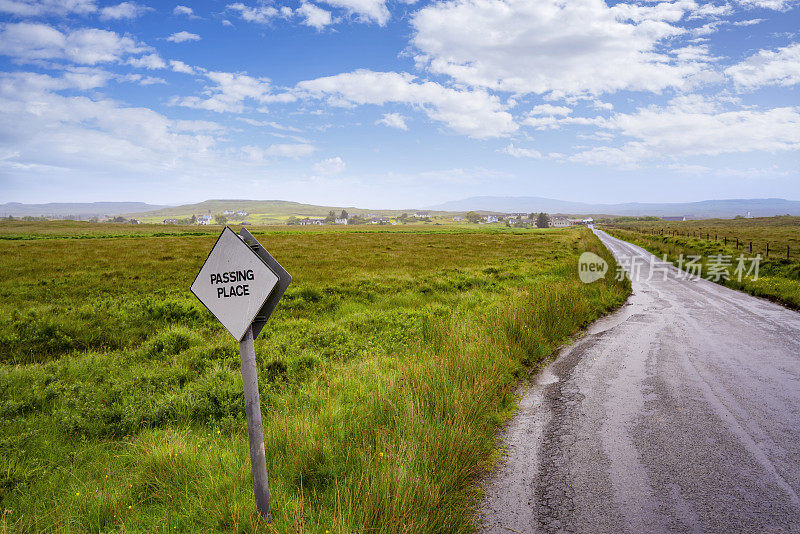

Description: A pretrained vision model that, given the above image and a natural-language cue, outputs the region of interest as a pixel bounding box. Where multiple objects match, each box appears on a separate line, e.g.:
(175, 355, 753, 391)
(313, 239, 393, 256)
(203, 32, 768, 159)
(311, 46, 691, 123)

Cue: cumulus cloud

(726, 42, 800, 89)
(738, 0, 798, 10)
(376, 112, 408, 130)
(571, 96, 800, 166)
(297, 69, 516, 138)
(122, 73, 166, 85)
(0, 0, 97, 17)
(173, 5, 194, 16)
(298, 3, 334, 29)
(411, 0, 713, 97)
(0, 71, 224, 176)
(167, 31, 201, 43)
(0, 22, 148, 65)
(529, 104, 572, 116)
(313, 156, 346, 174)
(127, 53, 166, 70)
(169, 59, 195, 74)
(226, 3, 280, 23)
(99, 2, 151, 20)
(173, 71, 296, 113)
(317, 0, 390, 25)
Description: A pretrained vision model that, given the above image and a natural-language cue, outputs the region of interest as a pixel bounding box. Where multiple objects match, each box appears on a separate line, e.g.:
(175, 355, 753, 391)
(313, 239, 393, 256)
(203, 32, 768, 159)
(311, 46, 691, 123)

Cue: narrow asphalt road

(480, 229, 800, 533)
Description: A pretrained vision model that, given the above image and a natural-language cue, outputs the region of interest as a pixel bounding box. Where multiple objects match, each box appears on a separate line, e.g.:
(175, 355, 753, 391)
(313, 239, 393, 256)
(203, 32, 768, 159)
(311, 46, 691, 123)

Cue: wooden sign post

(190, 227, 292, 520)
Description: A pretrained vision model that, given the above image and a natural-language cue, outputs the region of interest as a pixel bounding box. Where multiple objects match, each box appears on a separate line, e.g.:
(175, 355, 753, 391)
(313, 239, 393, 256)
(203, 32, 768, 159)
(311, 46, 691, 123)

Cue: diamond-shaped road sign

(191, 226, 290, 341)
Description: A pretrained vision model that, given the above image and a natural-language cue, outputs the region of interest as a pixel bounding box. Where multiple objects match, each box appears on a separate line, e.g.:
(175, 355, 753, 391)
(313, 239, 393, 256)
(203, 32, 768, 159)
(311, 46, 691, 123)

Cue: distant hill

(426, 197, 800, 219)
(126, 199, 438, 222)
(127, 199, 357, 219)
(0, 202, 168, 218)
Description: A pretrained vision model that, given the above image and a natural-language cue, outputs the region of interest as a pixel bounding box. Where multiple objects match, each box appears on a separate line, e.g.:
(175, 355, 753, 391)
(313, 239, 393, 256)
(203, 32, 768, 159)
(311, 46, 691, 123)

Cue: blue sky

(0, 0, 798, 208)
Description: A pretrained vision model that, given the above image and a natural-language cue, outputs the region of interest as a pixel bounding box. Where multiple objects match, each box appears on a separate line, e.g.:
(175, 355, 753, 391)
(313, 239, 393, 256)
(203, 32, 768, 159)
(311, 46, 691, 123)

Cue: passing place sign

(191, 227, 279, 341)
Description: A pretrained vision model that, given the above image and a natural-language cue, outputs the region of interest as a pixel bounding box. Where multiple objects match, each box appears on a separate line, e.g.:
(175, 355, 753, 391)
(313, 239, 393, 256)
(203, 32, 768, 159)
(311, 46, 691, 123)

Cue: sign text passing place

(190, 227, 278, 341)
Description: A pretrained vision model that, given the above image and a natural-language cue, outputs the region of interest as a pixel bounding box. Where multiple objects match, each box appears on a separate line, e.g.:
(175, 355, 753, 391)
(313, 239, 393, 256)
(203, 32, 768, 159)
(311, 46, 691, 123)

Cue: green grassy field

(0, 220, 513, 241)
(0, 223, 629, 533)
(604, 217, 800, 309)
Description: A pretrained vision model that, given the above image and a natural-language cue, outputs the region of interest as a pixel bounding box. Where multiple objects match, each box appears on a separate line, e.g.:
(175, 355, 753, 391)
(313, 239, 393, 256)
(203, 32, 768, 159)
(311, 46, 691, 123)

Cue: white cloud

(237, 118, 302, 132)
(169, 59, 195, 74)
(572, 96, 800, 166)
(128, 53, 166, 70)
(122, 73, 167, 85)
(411, 0, 712, 97)
(500, 143, 542, 158)
(0, 0, 97, 17)
(298, 3, 334, 29)
(167, 31, 201, 43)
(173, 5, 193, 16)
(100, 2, 150, 20)
(376, 112, 408, 130)
(523, 111, 603, 130)
(297, 69, 516, 138)
(226, 3, 279, 23)
(725, 42, 800, 89)
(174, 70, 295, 113)
(0, 71, 223, 176)
(0, 22, 148, 65)
(529, 104, 572, 116)
(688, 2, 734, 19)
(317, 0, 390, 25)
(313, 156, 346, 174)
(738, 0, 798, 10)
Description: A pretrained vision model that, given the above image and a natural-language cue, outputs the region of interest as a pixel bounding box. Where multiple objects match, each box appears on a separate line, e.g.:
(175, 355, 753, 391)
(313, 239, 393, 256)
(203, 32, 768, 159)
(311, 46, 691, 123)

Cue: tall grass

(0, 224, 629, 532)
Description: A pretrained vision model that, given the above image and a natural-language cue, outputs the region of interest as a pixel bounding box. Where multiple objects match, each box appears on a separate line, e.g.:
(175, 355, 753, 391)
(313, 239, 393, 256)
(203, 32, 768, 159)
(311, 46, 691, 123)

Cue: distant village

(158, 210, 598, 228)
(7, 206, 740, 226)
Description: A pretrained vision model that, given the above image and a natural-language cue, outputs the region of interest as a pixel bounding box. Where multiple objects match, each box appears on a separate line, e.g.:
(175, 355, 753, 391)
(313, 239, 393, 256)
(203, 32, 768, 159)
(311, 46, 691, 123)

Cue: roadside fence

(609, 226, 795, 260)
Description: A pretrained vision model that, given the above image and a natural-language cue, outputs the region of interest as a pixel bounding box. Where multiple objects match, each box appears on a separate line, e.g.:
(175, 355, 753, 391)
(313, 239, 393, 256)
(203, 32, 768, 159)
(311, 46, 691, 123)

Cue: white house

(413, 211, 430, 218)
(197, 215, 211, 225)
(485, 215, 499, 223)
(298, 218, 324, 225)
(551, 218, 571, 227)
(452, 216, 463, 222)
(334, 218, 348, 225)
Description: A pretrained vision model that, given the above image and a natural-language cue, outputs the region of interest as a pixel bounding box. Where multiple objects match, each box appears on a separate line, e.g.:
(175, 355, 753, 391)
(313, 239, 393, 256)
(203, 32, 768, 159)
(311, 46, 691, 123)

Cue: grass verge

(1, 225, 629, 532)
(605, 226, 800, 309)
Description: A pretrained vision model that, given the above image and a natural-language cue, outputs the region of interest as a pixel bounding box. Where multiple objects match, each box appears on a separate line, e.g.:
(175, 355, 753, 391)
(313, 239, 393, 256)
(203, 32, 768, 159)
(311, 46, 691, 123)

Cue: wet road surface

(480, 230, 800, 533)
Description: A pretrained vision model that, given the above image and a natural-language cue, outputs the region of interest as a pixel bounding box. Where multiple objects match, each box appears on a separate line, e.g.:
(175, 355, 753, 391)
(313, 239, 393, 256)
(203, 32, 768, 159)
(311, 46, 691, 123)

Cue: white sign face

(191, 227, 279, 341)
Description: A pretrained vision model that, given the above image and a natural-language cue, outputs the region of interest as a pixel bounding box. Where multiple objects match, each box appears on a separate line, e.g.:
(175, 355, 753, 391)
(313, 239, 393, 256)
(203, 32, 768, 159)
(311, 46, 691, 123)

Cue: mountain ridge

(0, 202, 168, 217)
(425, 197, 800, 218)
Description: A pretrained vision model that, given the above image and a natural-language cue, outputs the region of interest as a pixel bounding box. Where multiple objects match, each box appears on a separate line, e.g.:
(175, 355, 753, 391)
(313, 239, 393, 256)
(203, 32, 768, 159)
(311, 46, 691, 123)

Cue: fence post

(724, 236, 727, 245)
(750, 241, 752, 253)
(788, 245, 790, 260)
(766, 242, 769, 257)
